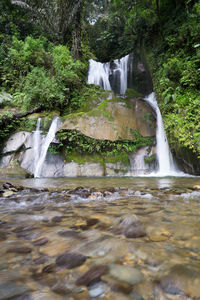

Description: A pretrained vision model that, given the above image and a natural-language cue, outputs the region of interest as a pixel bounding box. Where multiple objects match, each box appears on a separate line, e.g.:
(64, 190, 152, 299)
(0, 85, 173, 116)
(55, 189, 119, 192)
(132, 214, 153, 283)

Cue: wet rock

(51, 216, 62, 223)
(86, 218, 99, 227)
(119, 214, 139, 227)
(33, 256, 48, 265)
(148, 234, 169, 242)
(33, 237, 49, 246)
(88, 281, 109, 298)
(124, 225, 146, 238)
(56, 252, 87, 269)
(31, 206, 44, 211)
(58, 230, 82, 239)
(70, 187, 91, 198)
(160, 264, 200, 298)
(10, 294, 32, 300)
(51, 282, 71, 295)
(109, 280, 133, 294)
(0, 232, 7, 241)
(112, 214, 146, 238)
(3, 182, 18, 191)
(31, 291, 63, 300)
(108, 264, 143, 285)
(7, 247, 32, 254)
(40, 241, 69, 257)
(76, 265, 108, 286)
(2, 190, 15, 197)
(42, 263, 57, 273)
(132, 281, 155, 299)
(0, 282, 29, 300)
(13, 225, 34, 233)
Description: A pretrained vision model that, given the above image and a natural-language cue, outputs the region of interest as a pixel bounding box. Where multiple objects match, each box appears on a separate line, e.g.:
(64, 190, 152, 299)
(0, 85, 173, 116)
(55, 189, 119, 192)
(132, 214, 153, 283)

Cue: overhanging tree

(10, 0, 84, 57)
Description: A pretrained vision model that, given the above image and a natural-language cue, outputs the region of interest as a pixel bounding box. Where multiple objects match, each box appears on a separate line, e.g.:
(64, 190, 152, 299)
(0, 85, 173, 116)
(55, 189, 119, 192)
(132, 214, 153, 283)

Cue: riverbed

(0, 176, 200, 299)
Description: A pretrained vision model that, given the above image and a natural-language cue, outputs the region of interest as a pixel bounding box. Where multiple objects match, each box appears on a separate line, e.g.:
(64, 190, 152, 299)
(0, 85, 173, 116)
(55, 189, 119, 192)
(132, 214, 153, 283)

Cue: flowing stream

(34, 117, 60, 178)
(0, 177, 200, 299)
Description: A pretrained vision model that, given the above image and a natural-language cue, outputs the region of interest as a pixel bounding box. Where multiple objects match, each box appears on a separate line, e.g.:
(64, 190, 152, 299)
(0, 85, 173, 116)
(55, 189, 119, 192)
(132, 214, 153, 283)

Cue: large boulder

(60, 98, 156, 141)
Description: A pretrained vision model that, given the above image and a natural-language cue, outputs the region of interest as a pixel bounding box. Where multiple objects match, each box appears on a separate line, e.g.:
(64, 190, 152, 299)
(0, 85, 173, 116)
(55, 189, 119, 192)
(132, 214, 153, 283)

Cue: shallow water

(0, 177, 200, 299)
(0, 176, 199, 190)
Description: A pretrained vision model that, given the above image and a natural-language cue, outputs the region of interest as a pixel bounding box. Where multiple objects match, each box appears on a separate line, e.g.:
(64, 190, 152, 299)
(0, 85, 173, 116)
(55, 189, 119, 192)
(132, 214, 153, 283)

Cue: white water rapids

(34, 117, 60, 178)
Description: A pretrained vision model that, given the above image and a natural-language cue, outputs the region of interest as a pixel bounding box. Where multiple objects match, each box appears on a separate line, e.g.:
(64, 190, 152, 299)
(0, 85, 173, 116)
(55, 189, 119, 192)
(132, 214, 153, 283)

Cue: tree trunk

(72, 7, 81, 60)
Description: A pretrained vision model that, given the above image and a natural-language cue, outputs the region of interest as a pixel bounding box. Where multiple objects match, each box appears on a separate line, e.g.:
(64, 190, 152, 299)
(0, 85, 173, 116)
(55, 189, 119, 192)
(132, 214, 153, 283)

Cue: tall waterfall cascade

(87, 54, 132, 95)
(34, 117, 60, 178)
(87, 54, 183, 176)
(144, 93, 181, 176)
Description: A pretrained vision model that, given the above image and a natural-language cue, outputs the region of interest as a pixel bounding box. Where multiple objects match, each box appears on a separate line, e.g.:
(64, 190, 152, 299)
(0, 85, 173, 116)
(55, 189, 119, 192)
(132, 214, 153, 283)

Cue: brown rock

(125, 226, 146, 238)
(56, 252, 87, 269)
(33, 237, 49, 246)
(76, 265, 108, 286)
(40, 241, 69, 257)
(7, 247, 32, 254)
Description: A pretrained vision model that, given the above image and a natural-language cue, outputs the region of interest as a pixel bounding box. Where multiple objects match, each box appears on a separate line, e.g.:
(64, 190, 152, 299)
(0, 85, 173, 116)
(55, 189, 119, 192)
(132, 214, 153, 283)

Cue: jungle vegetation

(0, 0, 199, 158)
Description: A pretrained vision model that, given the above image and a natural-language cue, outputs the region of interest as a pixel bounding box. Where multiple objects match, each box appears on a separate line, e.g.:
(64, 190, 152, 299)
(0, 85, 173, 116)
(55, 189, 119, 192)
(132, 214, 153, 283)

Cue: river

(0, 176, 200, 299)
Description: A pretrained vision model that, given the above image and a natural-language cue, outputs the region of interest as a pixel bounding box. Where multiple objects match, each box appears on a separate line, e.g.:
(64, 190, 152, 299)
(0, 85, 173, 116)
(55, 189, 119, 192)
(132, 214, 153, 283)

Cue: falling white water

(113, 54, 129, 95)
(130, 147, 150, 175)
(87, 59, 111, 90)
(87, 54, 130, 95)
(144, 93, 178, 175)
(33, 118, 41, 174)
(34, 117, 60, 178)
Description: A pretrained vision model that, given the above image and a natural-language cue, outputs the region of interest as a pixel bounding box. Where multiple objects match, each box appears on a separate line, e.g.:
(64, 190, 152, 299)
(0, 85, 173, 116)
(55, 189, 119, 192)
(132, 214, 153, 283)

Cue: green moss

(125, 88, 142, 99)
(144, 154, 157, 166)
(66, 152, 104, 165)
(104, 152, 130, 165)
(56, 129, 155, 159)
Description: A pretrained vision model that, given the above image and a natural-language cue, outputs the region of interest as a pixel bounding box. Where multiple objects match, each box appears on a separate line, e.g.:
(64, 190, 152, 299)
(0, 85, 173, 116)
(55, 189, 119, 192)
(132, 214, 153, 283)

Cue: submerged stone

(7, 247, 32, 254)
(108, 264, 143, 285)
(160, 264, 200, 298)
(76, 265, 108, 286)
(0, 282, 29, 300)
(56, 252, 87, 269)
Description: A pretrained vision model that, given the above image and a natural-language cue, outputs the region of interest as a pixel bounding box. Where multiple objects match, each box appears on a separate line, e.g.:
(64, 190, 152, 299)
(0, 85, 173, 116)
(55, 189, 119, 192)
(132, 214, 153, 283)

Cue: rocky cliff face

(60, 97, 156, 141)
(0, 94, 157, 177)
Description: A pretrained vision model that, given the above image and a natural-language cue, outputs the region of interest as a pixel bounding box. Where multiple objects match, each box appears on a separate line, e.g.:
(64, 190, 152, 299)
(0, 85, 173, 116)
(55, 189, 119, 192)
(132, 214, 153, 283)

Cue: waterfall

(33, 118, 41, 174)
(87, 54, 131, 95)
(87, 59, 111, 90)
(113, 54, 129, 95)
(144, 93, 177, 175)
(34, 117, 60, 178)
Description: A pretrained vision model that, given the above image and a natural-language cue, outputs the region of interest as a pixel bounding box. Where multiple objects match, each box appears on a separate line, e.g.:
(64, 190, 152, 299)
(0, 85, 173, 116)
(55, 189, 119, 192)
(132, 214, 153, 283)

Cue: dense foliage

(0, 36, 87, 111)
(0, 0, 199, 165)
(55, 129, 155, 160)
(149, 1, 200, 157)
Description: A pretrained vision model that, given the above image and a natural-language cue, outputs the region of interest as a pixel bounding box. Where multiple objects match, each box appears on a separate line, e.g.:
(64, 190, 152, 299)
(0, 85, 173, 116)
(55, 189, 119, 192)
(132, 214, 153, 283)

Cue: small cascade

(130, 147, 150, 175)
(34, 117, 60, 178)
(87, 59, 111, 90)
(33, 118, 41, 174)
(144, 93, 177, 175)
(87, 54, 131, 95)
(113, 54, 129, 95)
